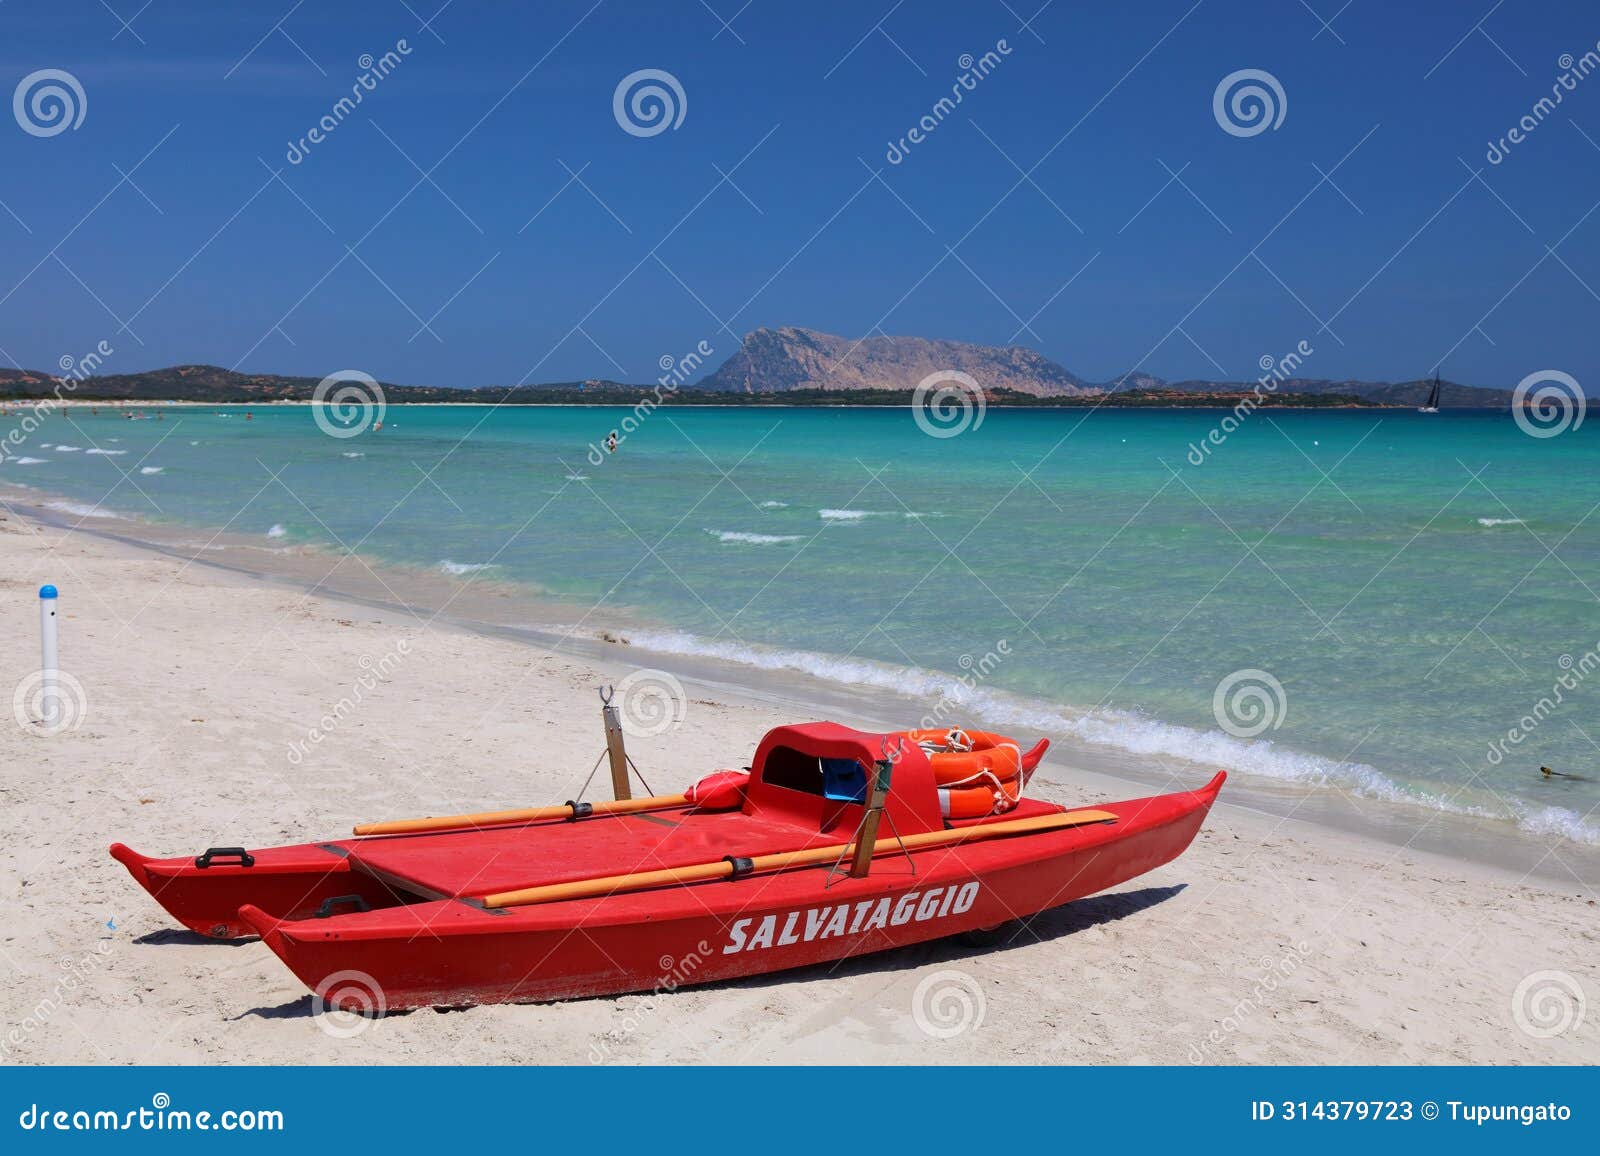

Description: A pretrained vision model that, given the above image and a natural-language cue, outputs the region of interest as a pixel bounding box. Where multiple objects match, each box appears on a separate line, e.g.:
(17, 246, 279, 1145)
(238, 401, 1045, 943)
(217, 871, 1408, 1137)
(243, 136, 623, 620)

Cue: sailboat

(1418, 372, 1441, 414)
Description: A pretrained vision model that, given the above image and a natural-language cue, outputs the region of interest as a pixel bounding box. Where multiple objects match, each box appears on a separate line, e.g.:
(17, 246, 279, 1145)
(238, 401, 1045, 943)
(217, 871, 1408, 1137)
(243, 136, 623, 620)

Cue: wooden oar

(352, 792, 690, 837)
(482, 807, 1117, 909)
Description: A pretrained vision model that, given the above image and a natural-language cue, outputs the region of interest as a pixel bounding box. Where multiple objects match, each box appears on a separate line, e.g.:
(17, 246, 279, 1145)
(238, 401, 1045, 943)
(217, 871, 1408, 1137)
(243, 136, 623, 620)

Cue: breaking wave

(42, 500, 125, 520)
(704, 529, 803, 545)
(819, 508, 940, 521)
(615, 627, 1600, 846)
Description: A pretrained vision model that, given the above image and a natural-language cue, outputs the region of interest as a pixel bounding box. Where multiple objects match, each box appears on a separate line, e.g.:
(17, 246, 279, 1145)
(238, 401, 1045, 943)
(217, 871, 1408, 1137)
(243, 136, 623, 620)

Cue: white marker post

(39, 585, 58, 728)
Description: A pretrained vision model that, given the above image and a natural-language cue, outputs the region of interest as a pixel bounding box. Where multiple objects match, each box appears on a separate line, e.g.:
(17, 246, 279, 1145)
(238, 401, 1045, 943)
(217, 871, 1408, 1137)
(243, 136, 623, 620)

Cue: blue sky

(2, 0, 1598, 389)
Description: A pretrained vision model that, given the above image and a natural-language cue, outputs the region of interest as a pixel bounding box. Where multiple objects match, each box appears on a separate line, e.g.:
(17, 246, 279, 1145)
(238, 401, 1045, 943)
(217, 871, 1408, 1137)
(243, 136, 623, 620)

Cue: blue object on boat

(39, 585, 58, 599)
(821, 757, 867, 802)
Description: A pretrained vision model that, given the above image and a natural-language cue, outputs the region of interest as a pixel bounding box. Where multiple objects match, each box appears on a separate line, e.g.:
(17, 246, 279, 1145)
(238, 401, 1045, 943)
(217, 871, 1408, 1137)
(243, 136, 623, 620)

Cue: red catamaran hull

(112, 770, 1223, 1009)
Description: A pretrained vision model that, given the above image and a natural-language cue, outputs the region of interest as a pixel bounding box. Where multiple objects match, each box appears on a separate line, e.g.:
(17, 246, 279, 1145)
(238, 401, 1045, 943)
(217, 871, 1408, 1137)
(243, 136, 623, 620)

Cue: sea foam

(617, 627, 1600, 846)
(704, 529, 803, 545)
(43, 500, 125, 520)
(819, 508, 938, 521)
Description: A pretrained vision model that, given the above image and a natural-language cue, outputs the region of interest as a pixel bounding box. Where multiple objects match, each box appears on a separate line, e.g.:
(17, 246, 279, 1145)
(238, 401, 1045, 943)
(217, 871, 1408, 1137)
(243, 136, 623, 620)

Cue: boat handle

(313, 894, 372, 918)
(194, 847, 255, 869)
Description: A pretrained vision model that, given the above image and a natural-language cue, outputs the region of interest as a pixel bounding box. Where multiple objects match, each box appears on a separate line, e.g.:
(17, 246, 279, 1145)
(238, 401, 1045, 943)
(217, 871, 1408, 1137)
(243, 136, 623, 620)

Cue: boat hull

(108, 841, 394, 939)
(235, 772, 1223, 1009)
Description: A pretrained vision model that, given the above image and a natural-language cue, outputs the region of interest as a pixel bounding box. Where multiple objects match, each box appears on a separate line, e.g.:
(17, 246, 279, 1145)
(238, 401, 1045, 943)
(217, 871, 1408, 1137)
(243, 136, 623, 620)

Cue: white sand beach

(1, 503, 1595, 1066)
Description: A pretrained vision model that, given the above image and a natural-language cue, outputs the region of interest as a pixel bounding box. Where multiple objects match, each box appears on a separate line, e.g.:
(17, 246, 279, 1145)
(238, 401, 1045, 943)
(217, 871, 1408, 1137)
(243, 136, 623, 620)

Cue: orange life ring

(898, 727, 1016, 753)
(898, 726, 1040, 818)
(939, 786, 1012, 819)
(927, 745, 1022, 786)
(937, 772, 1025, 817)
(948, 728, 1015, 751)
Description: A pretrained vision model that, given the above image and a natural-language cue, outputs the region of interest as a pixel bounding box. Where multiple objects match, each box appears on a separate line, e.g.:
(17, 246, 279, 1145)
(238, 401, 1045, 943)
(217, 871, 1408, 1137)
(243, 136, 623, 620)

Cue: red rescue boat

(110, 722, 1223, 1010)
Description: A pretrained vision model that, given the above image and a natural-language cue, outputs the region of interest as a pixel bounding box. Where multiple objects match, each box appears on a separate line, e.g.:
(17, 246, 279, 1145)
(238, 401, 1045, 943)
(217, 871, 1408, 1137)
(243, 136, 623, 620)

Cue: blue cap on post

(39, 585, 58, 599)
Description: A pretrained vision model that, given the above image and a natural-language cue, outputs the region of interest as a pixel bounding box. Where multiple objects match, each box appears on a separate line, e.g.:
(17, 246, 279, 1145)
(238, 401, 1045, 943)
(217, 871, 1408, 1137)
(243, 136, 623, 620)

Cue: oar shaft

(353, 792, 690, 837)
(482, 807, 1115, 909)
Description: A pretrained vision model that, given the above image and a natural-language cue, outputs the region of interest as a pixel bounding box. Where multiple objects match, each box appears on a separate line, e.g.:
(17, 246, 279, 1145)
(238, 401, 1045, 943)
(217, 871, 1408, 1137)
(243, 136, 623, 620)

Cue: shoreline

(2, 494, 1595, 1064)
(3, 397, 1500, 411)
(5, 483, 1595, 886)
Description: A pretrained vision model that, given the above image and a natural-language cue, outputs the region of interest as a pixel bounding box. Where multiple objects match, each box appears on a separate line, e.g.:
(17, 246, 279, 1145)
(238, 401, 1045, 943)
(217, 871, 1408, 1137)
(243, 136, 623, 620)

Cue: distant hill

(692, 328, 1518, 406)
(695, 326, 1097, 396)
(0, 365, 629, 404)
(0, 329, 1524, 407)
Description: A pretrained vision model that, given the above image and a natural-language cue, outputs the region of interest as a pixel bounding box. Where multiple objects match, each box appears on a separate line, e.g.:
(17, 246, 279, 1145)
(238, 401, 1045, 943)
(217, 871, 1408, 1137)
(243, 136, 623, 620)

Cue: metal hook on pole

(598, 685, 631, 801)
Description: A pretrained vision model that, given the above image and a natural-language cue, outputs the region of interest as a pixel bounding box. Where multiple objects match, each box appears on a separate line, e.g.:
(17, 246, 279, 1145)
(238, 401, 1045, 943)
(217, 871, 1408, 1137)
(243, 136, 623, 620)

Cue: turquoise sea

(4, 402, 1597, 844)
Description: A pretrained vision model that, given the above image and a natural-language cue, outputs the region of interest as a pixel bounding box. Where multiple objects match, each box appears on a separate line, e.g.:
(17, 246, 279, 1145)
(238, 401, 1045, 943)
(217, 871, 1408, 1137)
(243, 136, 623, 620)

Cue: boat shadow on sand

(135, 928, 254, 948)
(730, 881, 1187, 992)
(230, 882, 1185, 1023)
